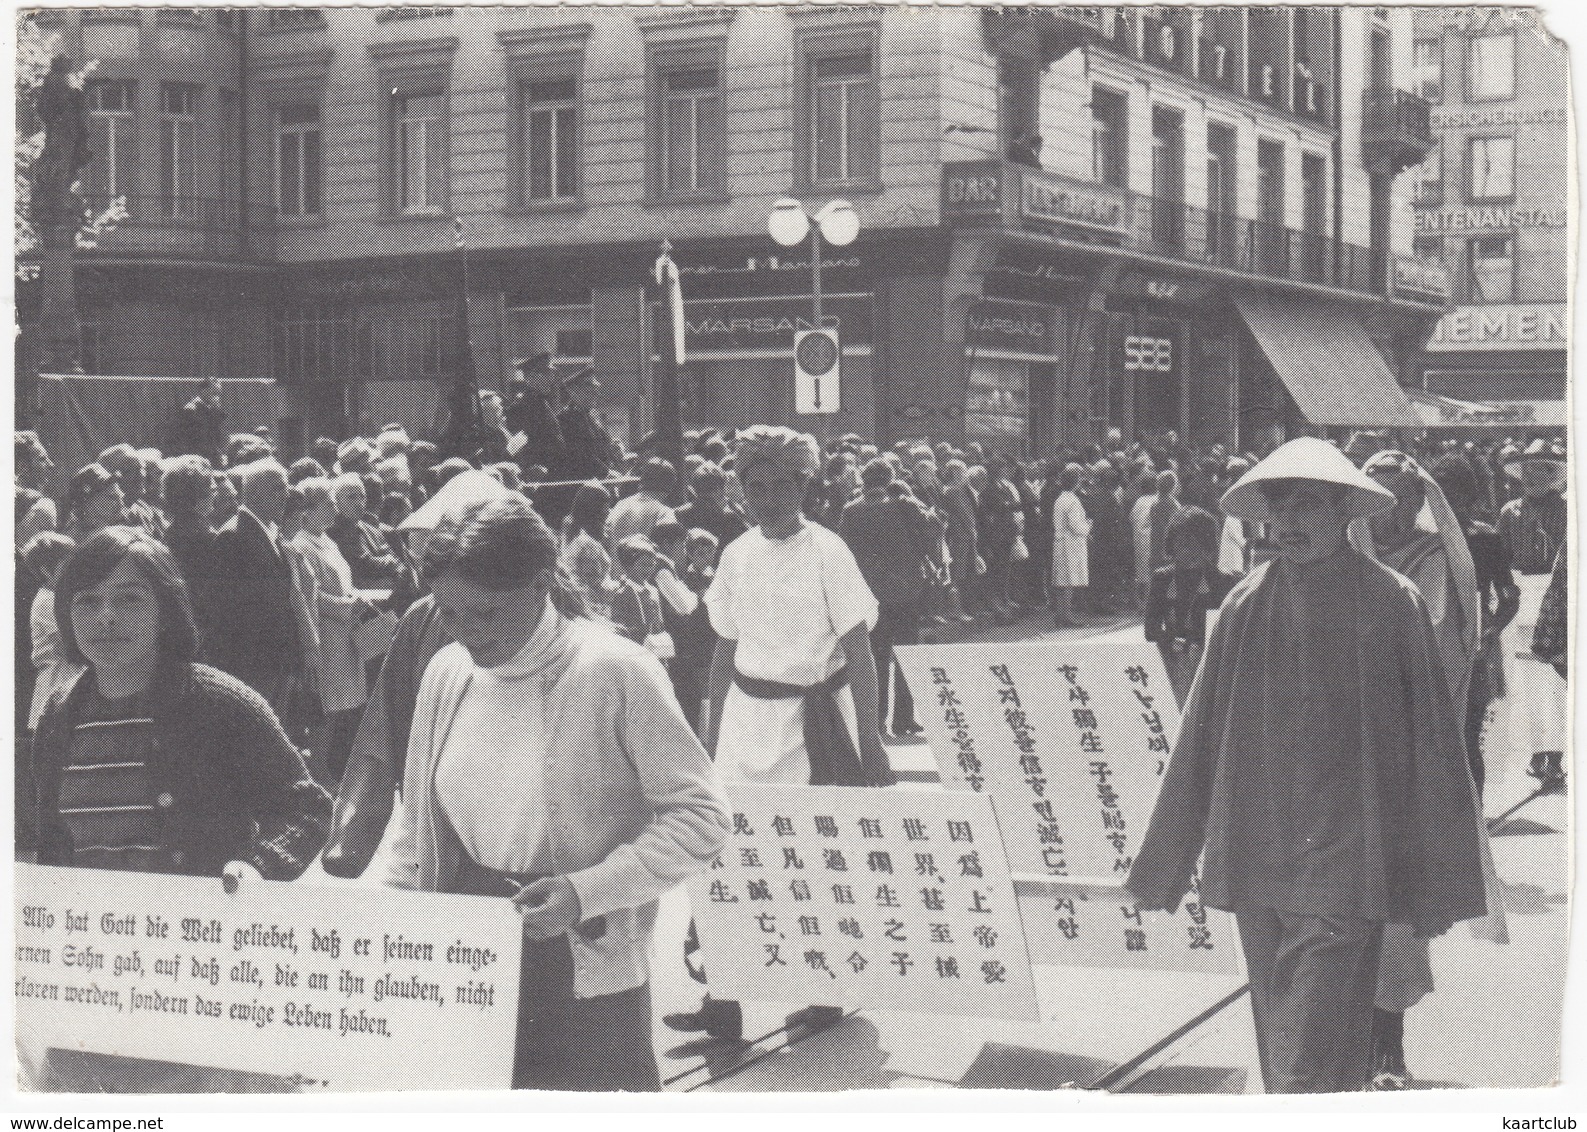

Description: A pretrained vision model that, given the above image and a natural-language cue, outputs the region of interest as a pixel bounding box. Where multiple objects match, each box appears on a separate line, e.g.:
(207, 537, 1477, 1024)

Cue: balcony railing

(943, 162, 1386, 294)
(78, 195, 274, 261)
(1363, 87, 1434, 174)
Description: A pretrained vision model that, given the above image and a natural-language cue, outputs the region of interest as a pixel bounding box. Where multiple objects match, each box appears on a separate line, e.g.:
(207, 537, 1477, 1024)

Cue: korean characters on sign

(687, 786, 1039, 1021)
(894, 642, 1240, 977)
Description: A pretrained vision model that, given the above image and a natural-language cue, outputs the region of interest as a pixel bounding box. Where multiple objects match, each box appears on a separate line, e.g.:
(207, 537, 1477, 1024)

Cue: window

(160, 82, 198, 219)
(1206, 123, 1237, 263)
(1255, 139, 1287, 274)
(393, 90, 445, 213)
(1412, 38, 1443, 102)
(1091, 87, 1127, 187)
(655, 61, 724, 197)
(1467, 234, 1514, 302)
(1412, 235, 1444, 264)
(1411, 145, 1443, 204)
(276, 102, 322, 217)
(266, 8, 324, 30)
(1467, 33, 1515, 101)
(1300, 152, 1327, 281)
(810, 51, 879, 183)
(523, 77, 578, 201)
(219, 90, 239, 210)
(1468, 136, 1514, 201)
(1150, 106, 1183, 250)
(998, 55, 1040, 169)
(86, 80, 134, 203)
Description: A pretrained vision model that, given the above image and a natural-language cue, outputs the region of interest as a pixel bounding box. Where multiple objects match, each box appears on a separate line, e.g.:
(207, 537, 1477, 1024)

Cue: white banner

(688, 785, 1039, 1021)
(896, 642, 1240, 977)
(15, 864, 523, 1091)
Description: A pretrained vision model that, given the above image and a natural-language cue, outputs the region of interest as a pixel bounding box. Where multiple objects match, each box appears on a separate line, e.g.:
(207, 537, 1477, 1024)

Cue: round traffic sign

(795, 330, 839, 376)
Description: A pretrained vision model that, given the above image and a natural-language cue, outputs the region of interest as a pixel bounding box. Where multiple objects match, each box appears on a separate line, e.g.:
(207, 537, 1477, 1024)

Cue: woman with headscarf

(663, 426, 892, 1041)
(1348, 448, 1504, 1091)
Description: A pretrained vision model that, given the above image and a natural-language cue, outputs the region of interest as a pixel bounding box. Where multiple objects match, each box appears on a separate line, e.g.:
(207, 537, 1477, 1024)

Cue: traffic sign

(794, 328, 841, 415)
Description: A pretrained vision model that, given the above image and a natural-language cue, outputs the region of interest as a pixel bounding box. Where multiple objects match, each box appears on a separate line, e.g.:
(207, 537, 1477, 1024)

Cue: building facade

(1405, 6, 1568, 429)
(23, 5, 1458, 458)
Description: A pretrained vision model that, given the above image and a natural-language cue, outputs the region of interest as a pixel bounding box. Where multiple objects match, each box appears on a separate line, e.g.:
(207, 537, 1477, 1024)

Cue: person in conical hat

(320, 469, 516, 878)
(1128, 436, 1487, 1094)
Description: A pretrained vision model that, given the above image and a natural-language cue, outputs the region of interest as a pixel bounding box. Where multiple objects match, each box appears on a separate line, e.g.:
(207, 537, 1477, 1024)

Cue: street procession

(10, 1, 1576, 1104)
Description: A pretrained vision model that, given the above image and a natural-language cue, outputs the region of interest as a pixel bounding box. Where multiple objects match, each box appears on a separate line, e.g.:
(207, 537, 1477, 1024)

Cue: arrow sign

(794, 327, 841, 415)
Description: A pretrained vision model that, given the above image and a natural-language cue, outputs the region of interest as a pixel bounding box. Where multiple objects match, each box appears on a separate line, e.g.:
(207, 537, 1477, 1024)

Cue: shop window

(807, 44, 879, 184)
(1091, 87, 1127, 188)
(393, 89, 447, 214)
(276, 102, 322, 218)
(86, 80, 135, 204)
(160, 82, 198, 219)
(1466, 234, 1514, 303)
(1467, 32, 1515, 102)
(522, 76, 580, 202)
(651, 50, 725, 199)
(1467, 136, 1514, 202)
(273, 304, 354, 384)
(1412, 37, 1443, 102)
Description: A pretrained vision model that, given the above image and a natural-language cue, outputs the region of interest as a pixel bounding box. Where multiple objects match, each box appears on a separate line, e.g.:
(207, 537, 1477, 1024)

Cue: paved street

(304, 607, 1571, 1094)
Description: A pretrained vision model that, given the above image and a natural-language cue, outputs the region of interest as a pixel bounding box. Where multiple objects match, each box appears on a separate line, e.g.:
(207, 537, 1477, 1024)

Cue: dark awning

(1233, 292, 1422, 429)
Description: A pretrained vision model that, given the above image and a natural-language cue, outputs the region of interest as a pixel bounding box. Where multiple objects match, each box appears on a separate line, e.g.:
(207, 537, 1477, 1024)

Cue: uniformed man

(555, 367, 621, 481)
(504, 353, 565, 476)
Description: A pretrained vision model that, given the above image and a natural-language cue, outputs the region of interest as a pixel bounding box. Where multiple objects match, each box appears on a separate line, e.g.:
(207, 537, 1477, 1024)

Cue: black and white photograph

(8, 0, 1579, 1114)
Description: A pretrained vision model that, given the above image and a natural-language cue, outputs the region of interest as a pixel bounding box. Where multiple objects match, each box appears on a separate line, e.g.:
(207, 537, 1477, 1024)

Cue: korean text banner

(895, 642, 1240, 977)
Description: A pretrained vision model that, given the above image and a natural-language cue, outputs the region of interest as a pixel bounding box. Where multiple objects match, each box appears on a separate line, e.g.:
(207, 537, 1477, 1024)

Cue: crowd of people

(12, 368, 1571, 1092)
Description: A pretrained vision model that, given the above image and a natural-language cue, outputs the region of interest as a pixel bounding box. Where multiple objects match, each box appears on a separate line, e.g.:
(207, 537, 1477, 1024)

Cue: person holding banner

(31, 527, 331, 881)
(1127, 437, 1486, 1095)
(664, 425, 892, 1042)
(387, 495, 728, 1091)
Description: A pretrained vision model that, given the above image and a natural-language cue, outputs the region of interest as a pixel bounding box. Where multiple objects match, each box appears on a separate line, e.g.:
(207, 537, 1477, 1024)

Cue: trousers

(1236, 906, 1383, 1093)
(452, 856, 661, 1091)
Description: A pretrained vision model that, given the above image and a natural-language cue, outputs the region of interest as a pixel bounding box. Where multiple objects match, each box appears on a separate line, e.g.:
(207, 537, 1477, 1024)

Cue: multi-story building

(1405, 6, 1568, 429)
(23, 5, 1454, 457)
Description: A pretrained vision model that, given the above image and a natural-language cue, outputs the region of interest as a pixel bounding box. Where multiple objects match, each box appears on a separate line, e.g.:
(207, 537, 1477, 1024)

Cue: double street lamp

(767, 197, 859, 327)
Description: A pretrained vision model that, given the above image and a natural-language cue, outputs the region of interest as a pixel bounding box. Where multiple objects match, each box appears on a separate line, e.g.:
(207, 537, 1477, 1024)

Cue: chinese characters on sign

(14, 865, 523, 1091)
(895, 643, 1240, 977)
(687, 786, 1039, 1021)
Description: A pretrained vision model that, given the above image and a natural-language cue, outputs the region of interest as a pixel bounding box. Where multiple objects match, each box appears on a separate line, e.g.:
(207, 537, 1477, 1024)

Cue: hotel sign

(1426, 304, 1567, 352)
(1430, 105, 1567, 128)
(1019, 170, 1130, 234)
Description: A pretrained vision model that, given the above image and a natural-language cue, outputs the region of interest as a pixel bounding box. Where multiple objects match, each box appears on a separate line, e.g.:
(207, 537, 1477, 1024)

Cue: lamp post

(768, 198, 858, 438)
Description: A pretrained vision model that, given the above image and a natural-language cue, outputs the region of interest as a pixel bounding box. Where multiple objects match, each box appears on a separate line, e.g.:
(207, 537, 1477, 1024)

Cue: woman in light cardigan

(386, 495, 729, 1091)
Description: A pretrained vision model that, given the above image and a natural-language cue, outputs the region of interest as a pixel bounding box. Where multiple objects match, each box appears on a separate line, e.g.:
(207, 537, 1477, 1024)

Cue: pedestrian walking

(387, 494, 727, 1091)
(1128, 438, 1487, 1094)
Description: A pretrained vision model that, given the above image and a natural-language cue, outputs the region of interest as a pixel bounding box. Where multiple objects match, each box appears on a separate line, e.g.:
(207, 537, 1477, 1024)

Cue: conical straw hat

(1220, 437, 1396, 523)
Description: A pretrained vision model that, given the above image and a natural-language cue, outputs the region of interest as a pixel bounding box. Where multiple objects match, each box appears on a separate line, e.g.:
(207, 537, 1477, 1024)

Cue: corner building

(28, 6, 1458, 457)
(1404, 7, 1568, 430)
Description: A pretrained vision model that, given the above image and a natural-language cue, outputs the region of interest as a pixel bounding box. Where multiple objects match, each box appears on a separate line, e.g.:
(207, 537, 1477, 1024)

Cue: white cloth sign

(896, 642, 1240, 977)
(688, 785, 1039, 1021)
(15, 864, 522, 1091)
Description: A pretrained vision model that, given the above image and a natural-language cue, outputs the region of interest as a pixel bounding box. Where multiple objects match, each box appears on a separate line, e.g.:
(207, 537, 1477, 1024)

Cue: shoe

(663, 997, 743, 1040)
(787, 1005, 845, 1032)
(1369, 1029, 1409, 1091)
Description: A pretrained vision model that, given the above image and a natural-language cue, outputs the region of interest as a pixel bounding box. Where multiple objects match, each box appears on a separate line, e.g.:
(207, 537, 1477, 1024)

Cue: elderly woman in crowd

(330, 472, 402, 588)
(292, 478, 378, 786)
(665, 425, 891, 1042)
(387, 495, 727, 1090)
(160, 456, 219, 625)
(31, 527, 330, 879)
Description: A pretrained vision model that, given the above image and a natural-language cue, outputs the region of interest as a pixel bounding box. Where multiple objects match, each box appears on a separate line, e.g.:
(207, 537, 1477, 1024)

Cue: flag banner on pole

(655, 249, 686, 368)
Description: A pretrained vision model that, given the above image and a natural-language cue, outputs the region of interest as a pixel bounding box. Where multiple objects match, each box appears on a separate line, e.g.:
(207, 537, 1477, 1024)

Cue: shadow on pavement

(955, 1042, 1110, 1090)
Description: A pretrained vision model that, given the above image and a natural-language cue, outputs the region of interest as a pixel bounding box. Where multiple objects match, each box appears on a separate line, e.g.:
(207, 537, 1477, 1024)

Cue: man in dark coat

(169, 378, 226, 466)
(504, 354, 565, 476)
(554, 367, 622, 482)
(1128, 439, 1486, 1095)
(839, 459, 943, 735)
(207, 460, 306, 714)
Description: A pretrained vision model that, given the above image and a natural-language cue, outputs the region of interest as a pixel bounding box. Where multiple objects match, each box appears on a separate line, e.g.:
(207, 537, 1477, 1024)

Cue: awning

(1233, 292, 1422, 429)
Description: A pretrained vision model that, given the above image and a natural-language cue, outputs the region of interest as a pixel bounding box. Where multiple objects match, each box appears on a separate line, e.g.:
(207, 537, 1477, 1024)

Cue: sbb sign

(1123, 335, 1174, 373)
